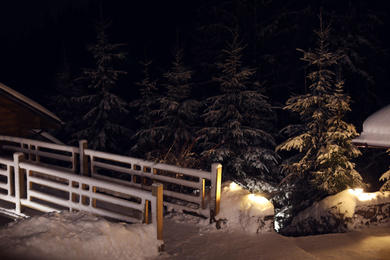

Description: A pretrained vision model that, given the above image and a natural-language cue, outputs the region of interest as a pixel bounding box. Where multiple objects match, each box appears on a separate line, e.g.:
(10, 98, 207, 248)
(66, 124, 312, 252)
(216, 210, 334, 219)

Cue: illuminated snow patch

(216, 181, 274, 233)
(248, 194, 269, 204)
(348, 189, 377, 201)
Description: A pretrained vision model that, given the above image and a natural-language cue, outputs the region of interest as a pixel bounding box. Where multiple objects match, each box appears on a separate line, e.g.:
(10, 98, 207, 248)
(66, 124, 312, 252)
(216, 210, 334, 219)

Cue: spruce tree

(75, 18, 131, 153)
(49, 62, 84, 145)
(152, 45, 201, 167)
(130, 60, 160, 159)
(200, 31, 277, 181)
(314, 80, 364, 193)
(277, 14, 364, 197)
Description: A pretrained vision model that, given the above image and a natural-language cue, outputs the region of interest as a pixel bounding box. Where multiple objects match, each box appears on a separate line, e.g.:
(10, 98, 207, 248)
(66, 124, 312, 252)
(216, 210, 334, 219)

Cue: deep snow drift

(0, 181, 389, 260)
(0, 211, 161, 260)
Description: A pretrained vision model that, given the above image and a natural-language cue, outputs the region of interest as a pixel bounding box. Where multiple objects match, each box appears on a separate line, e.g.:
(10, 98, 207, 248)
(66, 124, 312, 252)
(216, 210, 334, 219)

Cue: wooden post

(79, 140, 89, 176)
(152, 183, 163, 241)
(92, 186, 97, 207)
(72, 151, 78, 174)
(144, 200, 149, 224)
(13, 152, 25, 214)
(210, 163, 222, 220)
(202, 178, 206, 209)
(35, 146, 40, 163)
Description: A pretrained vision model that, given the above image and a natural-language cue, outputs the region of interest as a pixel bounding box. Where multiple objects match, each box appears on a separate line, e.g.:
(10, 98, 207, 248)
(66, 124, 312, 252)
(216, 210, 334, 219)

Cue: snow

(1, 181, 390, 260)
(0, 211, 162, 260)
(291, 189, 390, 225)
(352, 104, 390, 148)
(216, 181, 274, 233)
(160, 215, 390, 260)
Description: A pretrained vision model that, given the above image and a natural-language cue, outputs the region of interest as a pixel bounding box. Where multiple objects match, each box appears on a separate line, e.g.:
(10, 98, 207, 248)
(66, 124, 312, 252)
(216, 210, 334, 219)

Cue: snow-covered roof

(352, 105, 390, 148)
(0, 82, 63, 125)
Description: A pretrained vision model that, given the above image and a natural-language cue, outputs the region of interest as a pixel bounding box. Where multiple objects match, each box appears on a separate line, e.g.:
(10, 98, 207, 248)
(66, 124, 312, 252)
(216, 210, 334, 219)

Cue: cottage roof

(0, 82, 63, 137)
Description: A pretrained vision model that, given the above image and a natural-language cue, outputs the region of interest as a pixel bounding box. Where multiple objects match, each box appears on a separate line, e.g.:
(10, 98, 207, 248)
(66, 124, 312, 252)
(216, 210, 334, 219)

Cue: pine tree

(200, 31, 277, 181)
(48, 62, 84, 145)
(277, 14, 364, 196)
(75, 18, 131, 153)
(152, 45, 201, 167)
(130, 60, 160, 159)
(314, 80, 364, 193)
(319, 1, 388, 117)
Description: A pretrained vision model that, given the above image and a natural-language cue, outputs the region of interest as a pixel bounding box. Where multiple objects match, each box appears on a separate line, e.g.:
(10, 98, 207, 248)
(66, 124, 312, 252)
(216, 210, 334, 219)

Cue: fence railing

(84, 147, 222, 218)
(0, 135, 222, 219)
(0, 135, 80, 173)
(0, 152, 163, 242)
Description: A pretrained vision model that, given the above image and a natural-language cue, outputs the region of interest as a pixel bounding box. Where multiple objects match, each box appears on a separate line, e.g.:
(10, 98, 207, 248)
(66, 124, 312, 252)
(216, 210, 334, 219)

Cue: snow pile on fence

(284, 189, 390, 236)
(0, 211, 162, 260)
(215, 181, 274, 233)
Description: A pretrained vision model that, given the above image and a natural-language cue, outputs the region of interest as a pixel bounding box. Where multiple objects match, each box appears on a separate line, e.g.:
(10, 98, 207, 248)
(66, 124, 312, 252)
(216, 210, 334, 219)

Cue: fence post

(13, 152, 25, 214)
(210, 163, 222, 221)
(144, 200, 150, 224)
(202, 178, 206, 209)
(152, 183, 163, 242)
(79, 140, 89, 176)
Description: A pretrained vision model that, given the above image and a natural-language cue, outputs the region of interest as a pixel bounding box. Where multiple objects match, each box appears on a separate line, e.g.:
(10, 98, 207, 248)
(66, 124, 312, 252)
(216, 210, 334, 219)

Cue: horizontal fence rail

(0, 135, 79, 173)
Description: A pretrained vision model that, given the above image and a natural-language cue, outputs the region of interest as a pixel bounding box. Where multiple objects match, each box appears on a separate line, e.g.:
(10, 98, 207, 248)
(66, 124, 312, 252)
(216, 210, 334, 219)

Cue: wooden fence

(0, 135, 222, 220)
(0, 152, 163, 239)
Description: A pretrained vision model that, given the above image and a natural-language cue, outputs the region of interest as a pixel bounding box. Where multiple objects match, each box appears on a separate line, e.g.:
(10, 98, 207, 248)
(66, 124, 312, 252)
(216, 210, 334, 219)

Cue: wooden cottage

(0, 82, 63, 139)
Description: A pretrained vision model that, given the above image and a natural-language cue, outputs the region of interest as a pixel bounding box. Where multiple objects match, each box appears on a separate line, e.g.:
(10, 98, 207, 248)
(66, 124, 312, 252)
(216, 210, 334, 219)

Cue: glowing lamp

(248, 194, 269, 204)
(354, 188, 363, 195)
(348, 188, 377, 201)
(229, 182, 241, 191)
(348, 188, 363, 196)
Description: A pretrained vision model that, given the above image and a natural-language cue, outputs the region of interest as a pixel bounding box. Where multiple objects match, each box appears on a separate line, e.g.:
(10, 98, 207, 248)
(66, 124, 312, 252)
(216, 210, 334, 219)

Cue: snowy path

(156, 216, 390, 260)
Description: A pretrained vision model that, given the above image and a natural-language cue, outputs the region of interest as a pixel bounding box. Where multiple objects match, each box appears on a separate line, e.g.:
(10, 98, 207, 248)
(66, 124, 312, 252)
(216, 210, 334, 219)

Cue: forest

(1, 0, 390, 233)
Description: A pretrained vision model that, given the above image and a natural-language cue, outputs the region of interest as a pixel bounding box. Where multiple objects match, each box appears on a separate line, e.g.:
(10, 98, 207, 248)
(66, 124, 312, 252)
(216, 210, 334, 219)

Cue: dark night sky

(0, 1, 89, 39)
(0, 0, 197, 100)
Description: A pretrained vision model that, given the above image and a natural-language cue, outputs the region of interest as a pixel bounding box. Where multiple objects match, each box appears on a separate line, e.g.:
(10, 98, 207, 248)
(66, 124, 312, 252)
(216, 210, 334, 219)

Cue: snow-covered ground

(0, 181, 390, 260)
(160, 214, 390, 260)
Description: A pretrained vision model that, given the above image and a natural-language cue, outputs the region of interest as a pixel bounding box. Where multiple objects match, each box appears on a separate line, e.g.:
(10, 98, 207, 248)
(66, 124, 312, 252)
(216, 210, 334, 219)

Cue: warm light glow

(355, 188, 363, 195)
(357, 193, 377, 201)
(229, 182, 241, 191)
(248, 194, 269, 204)
(348, 188, 377, 201)
(348, 188, 362, 196)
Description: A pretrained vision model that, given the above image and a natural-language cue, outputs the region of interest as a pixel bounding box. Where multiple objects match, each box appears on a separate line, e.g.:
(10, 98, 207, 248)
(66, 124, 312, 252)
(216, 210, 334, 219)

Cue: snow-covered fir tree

(314, 80, 364, 193)
(151, 45, 201, 167)
(130, 60, 160, 159)
(277, 14, 364, 197)
(48, 61, 85, 145)
(200, 31, 277, 182)
(75, 18, 131, 153)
